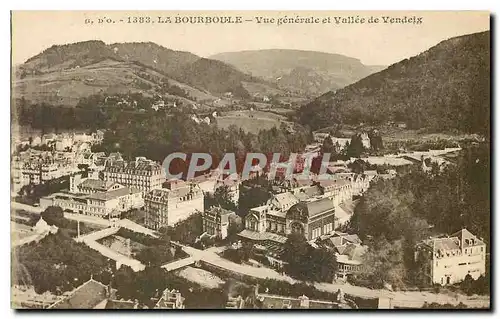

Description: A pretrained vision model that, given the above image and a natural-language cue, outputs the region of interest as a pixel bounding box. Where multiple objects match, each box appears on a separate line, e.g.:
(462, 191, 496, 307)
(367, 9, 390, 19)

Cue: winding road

(12, 201, 490, 309)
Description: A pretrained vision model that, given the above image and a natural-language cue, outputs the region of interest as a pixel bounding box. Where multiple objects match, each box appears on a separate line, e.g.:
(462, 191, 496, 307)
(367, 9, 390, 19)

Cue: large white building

(144, 181, 204, 230)
(103, 157, 165, 193)
(40, 181, 143, 218)
(415, 228, 486, 286)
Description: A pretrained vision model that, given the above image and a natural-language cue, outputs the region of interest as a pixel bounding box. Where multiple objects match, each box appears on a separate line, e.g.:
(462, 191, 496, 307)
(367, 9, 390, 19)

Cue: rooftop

(238, 229, 288, 244)
(87, 186, 141, 201)
(79, 178, 116, 191)
(290, 197, 335, 218)
(420, 228, 485, 254)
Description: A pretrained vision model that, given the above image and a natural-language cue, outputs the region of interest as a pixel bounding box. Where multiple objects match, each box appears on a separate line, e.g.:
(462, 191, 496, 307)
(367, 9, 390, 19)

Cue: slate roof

(79, 179, 115, 191)
(317, 178, 350, 189)
(272, 192, 299, 208)
(104, 158, 162, 173)
(420, 228, 485, 254)
(433, 237, 461, 252)
(293, 185, 323, 201)
(295, 197, 335, 218)
(451, 228, 485, 248)
(238, 229, 287, 244)
(87, 186, 141, 201)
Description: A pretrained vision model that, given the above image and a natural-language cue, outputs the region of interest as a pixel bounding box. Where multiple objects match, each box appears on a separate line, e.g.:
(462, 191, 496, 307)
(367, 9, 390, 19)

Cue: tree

(460, 274, 475, 296)
(282, 233, 311, 280)
(345, 134, 365, 158)
(238, 177, 272, 215)
(321, 136, 335, 154)
(205, 186, 238, 212)
(13, 231, 111, 295)
(227, 215, 244, 240)
(40, 206, 66, 227)
(351, 237, 407, 290)
(136, 246, 174, 267)
(281, 233, 336, 282)
(166, 213, 203, 245)
(309, 248, 337, 283)
(368, 129, 384, 152)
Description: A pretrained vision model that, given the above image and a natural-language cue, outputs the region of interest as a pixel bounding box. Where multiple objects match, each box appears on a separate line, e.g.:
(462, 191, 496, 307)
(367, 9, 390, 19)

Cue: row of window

(311, 222, 334, 240)
(267, 221, 285, 233)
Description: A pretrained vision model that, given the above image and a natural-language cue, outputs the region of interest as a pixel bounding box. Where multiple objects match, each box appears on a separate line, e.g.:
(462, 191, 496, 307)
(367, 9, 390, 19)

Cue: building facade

(202, 206, 238, 240)
(243, 196, 335, 242)
(103, 157, 165, 193)
(415, 228, 486, 286)
(40, 181, 143, 218)
(144, 182, 204, 230)
(11, 150, 77, 193)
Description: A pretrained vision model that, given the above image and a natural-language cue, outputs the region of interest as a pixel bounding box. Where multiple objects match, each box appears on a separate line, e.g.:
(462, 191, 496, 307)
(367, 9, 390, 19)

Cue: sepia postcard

(10, 10, 490, 310)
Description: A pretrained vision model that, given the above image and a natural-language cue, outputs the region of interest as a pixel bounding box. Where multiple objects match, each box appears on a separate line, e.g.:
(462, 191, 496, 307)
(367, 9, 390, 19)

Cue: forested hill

(298, 31, 490, 136)
(14, 40, 277, 104)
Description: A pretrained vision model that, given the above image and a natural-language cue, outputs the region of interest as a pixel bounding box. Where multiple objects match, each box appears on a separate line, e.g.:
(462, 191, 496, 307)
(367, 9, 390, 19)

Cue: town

(10, 13, 490, 310)
(10, 125, 489, 309)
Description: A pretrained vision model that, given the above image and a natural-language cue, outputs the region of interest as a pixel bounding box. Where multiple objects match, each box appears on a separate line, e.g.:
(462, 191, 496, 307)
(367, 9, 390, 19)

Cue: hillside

(13, 41, 281, 106)
(13, 58, 215, 106)
(177, 58, 266, 98)
(298, 31, 490, 136)
(210, 49, 384, 96)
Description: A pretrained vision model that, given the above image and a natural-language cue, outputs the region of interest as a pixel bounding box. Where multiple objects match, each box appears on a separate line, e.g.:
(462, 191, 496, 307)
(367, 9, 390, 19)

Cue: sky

(11, 11, 489, 66)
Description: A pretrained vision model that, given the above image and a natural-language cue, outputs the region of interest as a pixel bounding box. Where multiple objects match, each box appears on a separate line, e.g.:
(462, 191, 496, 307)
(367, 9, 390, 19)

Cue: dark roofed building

(242, 195, 335, 244)
(286, 197, 335, 241)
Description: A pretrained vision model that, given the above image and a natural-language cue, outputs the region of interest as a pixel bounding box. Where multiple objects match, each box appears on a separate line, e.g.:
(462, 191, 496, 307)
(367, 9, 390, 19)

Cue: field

(374, 126, 483, 143)
(241, 81, 284, 96)
(176, 266, 225, 289)
(97, 235, 146, 257)
(216, 110, 289, 134)
(13, 58, 217, 107)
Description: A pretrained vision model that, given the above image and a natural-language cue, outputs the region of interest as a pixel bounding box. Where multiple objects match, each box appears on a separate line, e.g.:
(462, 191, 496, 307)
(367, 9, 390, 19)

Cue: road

(12, 202, 490, 308)
(11, 201, 157, 237)
(170, 243, 490, 309)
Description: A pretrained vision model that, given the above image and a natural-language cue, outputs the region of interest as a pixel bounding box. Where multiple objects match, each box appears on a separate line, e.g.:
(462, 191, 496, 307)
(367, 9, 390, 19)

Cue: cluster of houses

(12, 150, 80, 193)
(47, 278, 184, 309)
(14, 129, 483, 289)
(11, 131, 105, 193)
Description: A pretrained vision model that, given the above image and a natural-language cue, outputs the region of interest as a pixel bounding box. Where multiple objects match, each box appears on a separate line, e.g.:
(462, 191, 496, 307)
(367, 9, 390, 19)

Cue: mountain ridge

(209, 49, 385, 95)
(14, 40, 280, 104)
(298, 31, 490, 136)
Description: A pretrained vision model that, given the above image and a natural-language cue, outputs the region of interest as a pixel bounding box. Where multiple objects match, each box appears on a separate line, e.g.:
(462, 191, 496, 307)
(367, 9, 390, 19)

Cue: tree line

(346, 143, 490, 290)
